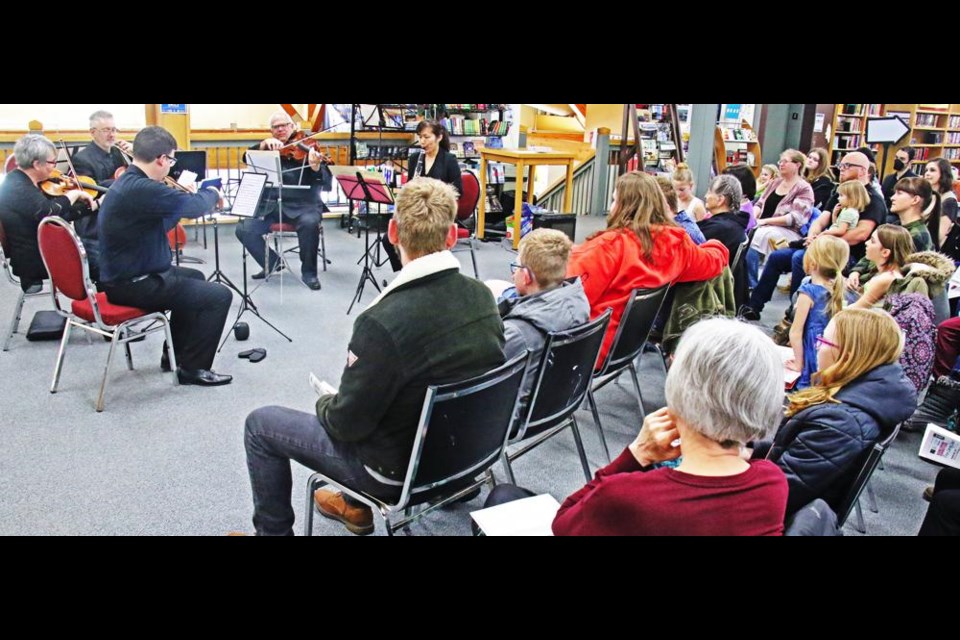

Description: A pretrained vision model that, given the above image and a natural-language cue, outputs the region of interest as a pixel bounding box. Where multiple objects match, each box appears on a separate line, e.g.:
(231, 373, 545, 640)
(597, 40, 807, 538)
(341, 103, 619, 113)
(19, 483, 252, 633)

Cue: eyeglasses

(161, 154, 177, 166)
(815, 335, 840, 350)
(94, 127, 118, 134)
(271, 123, 292, 129)
(838, 162, 867, 171)
(509, 262, 530, 275)
(43, 159, 58, 166)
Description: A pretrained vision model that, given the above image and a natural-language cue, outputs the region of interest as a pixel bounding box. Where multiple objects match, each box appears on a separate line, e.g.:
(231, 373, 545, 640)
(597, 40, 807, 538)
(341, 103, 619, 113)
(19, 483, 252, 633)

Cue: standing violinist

(235, 111, 330, 290)
(70, 110, 132, 270)
(0, 134, 97, 292)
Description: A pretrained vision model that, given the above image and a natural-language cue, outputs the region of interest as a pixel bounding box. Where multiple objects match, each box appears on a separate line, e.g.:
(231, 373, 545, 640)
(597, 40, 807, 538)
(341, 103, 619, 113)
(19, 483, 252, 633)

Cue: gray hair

(89, 110, 114, 126)
(664, 317, 783, 446)
(14, 134, 56, 170)
(710, 174, 742, 211)
(269, 110, 294, 127)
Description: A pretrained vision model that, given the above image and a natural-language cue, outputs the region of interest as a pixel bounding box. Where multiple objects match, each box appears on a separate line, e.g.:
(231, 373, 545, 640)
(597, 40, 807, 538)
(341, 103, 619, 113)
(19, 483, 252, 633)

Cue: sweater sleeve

(673, 237, 728, 284)
(784, 183, 815, 229)
(552, 447, 644, 535)
(567, 234, 622, 307)
(316, 314, 405, 443)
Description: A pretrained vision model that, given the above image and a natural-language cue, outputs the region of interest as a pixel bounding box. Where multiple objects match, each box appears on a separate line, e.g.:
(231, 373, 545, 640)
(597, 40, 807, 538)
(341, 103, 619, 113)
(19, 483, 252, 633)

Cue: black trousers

(919, 467, 960, 536)
(103, 266, 232, 371)
(236, 212, 321, 278)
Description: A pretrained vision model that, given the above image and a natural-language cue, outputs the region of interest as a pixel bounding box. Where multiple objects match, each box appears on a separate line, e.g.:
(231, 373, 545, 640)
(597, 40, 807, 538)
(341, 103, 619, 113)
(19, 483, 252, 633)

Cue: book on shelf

(462, 141, 476, 156)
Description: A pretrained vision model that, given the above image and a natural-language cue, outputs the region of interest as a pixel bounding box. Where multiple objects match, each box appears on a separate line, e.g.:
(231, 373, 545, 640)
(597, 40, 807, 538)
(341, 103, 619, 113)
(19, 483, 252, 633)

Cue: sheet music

(177, 169, 198, 188)
(244, 150, 282, 186)
(231, 172, 268, 218)
(470, 494, 561, 536)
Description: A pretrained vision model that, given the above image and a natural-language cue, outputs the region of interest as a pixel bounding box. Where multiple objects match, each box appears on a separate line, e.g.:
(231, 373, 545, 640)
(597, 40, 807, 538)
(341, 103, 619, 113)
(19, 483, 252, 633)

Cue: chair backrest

(597, 284, 670, 376)
(834, 423, 901, 527)
(457, 170, 481, 222)
(0, 219, 14, 285)
(37, 217, 92, 302)
(732, 227, 755, 273)
(397, 352, 530, 506)
(514, 309, 611, 442)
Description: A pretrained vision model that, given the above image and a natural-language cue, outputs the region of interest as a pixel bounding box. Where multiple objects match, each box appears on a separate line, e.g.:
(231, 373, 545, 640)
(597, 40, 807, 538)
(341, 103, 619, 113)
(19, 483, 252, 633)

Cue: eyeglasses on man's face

(161, 154, 177, 166)
(94, 127, 118, 134)
(838, 162, 866, 171)
(271, 122, 293, 130)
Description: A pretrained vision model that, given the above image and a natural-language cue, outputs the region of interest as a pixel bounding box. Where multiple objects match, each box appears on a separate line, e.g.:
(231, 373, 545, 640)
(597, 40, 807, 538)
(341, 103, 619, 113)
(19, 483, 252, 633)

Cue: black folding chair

(502, 310, 612, 484)
(835, 423, 902, 534)
(586, 285, 671, 462)
(303, 352, 530, 536)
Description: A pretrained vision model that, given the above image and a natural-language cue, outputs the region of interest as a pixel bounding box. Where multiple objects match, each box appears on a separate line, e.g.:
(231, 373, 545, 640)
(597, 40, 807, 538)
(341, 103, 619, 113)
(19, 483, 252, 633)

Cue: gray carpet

(0, 215, 938, 535)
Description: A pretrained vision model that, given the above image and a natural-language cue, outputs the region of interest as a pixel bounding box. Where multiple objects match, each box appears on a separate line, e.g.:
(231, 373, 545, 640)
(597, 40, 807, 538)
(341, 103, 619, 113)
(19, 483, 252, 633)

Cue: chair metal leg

(96, 330, 121, 412)
(469, 242, 479, 279)
(122, 328, 134, 371)
(50, 319, 73, 393)
(500, 450, 517, 486)
(569, 415, 593, 482)
(319, 224, 328, 272)
(304, 475, 318, 537)
(853, 499, 866, 534)
(628, 361, 646, 420)
(865, 479, 878, 513)
(162, 318, 178, 383)
(586, 389, 612, 463)
(3, 290, 25, 351)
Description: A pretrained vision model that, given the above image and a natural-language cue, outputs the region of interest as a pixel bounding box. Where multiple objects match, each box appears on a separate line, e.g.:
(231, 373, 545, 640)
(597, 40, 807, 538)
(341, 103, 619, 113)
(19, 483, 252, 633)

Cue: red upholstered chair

(454, 170, 480, 278)
(0, 220, 48, 351)
(37, 217, 177, 412)
(262, 220, 330, 286)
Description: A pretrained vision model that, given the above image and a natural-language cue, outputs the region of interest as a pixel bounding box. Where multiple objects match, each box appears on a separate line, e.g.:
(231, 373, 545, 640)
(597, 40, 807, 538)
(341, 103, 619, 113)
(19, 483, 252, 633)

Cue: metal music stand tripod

(330, 166, 395, 314)
(216, 171, 292, 351)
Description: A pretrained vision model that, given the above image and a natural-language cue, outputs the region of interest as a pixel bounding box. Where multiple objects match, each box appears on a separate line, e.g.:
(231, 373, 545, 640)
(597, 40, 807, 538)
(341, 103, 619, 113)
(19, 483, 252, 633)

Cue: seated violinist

(235, 111, 331, 290)
(0, 134, 98, 291)
(70, 110, 132, 270)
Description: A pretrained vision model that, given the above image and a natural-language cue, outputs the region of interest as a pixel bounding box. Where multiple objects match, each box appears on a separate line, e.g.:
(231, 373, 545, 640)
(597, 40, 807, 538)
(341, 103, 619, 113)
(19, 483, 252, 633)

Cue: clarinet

(414, 149, 425, 178)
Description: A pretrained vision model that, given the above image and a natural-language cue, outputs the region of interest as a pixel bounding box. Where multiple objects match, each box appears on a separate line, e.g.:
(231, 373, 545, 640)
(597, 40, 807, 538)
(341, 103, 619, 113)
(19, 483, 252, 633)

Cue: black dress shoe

(252, 264, 283, 280)
(304, 277, 321, 290)
(737, 305, 761, 322)
(177, 368, 233, 386)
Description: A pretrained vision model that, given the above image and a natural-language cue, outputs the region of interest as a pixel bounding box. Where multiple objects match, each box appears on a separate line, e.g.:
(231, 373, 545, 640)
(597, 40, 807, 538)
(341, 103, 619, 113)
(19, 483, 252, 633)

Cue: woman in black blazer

(408, 120, 462, 196)
(382, 121, 463, 271)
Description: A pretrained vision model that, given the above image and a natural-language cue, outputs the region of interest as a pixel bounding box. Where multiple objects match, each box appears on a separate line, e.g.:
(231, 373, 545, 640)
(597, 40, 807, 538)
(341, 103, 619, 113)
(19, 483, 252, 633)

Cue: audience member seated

(567, 171, 728, 367)
(671, 163, 707, 222)
(0, 134, 98, 292)
(803, 147, 836, 211)
(918, 467, 960, 536)
(754, 163, 779, 203)
(904, 315, 960, 432)
(498, 228, 589, 412)
(552, 318, 788, 536)
(698, 174, 750, 265)
(848, 225, 915, 309)
(655, 176, 704, 244)
(753, 309, 916, 519)
(242, 178, 505, 536)
(722, 162, 758, 231)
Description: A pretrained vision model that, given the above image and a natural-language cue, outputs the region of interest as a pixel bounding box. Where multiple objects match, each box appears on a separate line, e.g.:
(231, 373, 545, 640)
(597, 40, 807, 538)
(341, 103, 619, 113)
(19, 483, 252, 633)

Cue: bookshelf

(636, 104, 684, 172)
(713, 121, 762, 177)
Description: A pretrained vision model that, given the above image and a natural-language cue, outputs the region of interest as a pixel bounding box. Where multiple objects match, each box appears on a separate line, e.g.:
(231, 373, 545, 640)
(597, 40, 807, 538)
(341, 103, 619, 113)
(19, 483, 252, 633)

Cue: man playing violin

(70, 110, 132, 270)
(235, 111, 331, 290)
(98, 126, 234, 387)
(0, 134, 98, 291)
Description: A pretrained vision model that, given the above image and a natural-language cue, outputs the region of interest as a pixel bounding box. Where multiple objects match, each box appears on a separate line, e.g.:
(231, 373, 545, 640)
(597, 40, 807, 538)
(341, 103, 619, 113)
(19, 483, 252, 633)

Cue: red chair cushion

(456, 227, 470, 239)
(269, 223, 297, 233)
(72, 293, 149, 325)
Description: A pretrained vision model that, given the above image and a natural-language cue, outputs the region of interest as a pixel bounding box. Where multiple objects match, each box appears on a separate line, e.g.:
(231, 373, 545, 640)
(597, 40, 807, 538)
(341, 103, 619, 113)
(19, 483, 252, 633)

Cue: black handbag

(26, 310, 66, 341)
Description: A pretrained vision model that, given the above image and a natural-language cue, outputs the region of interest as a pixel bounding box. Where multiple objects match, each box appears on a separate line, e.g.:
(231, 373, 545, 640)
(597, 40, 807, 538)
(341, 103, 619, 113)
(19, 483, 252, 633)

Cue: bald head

(839, 151, 870, 185)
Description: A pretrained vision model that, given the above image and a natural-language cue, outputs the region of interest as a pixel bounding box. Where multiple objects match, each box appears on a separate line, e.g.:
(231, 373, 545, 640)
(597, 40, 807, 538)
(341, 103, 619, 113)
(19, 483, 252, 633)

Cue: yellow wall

(534, 114, 582, 133)
(191, 104, 284, 129)
(584, 104, 627, 138)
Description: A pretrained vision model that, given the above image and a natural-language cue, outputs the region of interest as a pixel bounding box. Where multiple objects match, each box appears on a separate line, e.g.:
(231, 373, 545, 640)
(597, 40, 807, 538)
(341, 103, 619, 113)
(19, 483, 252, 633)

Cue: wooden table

(477, 148, 576, 249)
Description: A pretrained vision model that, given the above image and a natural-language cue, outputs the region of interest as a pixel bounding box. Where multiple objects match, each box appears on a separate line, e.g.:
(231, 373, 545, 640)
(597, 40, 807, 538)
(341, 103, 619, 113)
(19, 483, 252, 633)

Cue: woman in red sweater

(552, 318, 788, 536)
(567, 171, 729, 365)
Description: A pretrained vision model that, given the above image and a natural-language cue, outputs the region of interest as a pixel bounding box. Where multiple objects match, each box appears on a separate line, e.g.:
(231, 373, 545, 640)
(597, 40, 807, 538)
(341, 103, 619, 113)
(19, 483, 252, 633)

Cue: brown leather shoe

(923, 485, 935, 502)
(313, 489, 374, 535)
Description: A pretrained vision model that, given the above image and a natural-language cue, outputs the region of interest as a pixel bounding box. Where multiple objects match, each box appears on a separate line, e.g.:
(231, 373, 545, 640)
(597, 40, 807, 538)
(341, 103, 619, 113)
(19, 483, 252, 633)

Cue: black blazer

(407, 148, 462, 196)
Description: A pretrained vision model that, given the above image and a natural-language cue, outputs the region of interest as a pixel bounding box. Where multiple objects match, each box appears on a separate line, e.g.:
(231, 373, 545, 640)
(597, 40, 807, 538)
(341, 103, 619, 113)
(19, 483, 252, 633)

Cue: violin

(40, 169, 109, 199)
(278, 131, 335, 165)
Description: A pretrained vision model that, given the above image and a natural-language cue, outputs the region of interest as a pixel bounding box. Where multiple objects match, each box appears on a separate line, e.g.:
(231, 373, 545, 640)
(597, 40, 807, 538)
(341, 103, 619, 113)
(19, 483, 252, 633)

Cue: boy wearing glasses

(71, 110, 133, 273)
(235, 111, 330, 290)
(501, 228, 589, 409)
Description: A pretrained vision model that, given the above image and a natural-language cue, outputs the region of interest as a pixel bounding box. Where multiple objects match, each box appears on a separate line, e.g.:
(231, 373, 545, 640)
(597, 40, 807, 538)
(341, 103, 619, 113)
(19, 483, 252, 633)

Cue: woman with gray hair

(698, 174, 750, 266)
(553, 318, 788, 536)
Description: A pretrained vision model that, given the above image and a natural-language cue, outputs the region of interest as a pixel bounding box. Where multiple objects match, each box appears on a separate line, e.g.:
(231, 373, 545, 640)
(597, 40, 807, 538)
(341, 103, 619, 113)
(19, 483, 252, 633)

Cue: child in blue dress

(787, 235, 849, 388)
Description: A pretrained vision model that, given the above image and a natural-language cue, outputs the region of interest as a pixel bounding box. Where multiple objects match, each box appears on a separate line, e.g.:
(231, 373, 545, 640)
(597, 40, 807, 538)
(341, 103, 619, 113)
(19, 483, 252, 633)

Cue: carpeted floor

(0, 215, 938, 535)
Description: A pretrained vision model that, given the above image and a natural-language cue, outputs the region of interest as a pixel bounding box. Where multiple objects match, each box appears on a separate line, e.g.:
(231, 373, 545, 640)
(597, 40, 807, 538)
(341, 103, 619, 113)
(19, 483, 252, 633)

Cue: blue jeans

(244, 406, 398, 536)
(746, 248, 761, 290)
(749, 247, 806, 312)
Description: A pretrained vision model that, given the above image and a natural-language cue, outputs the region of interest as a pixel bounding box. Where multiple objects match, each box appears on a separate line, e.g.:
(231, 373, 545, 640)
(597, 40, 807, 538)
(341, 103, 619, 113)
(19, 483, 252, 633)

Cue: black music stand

(331, 166, 394, 314)
(215, 171, 292, 351)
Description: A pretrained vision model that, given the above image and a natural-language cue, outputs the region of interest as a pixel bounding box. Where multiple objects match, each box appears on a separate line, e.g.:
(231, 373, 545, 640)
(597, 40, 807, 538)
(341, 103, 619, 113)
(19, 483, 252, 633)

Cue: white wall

(0, 104, 146, 129)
